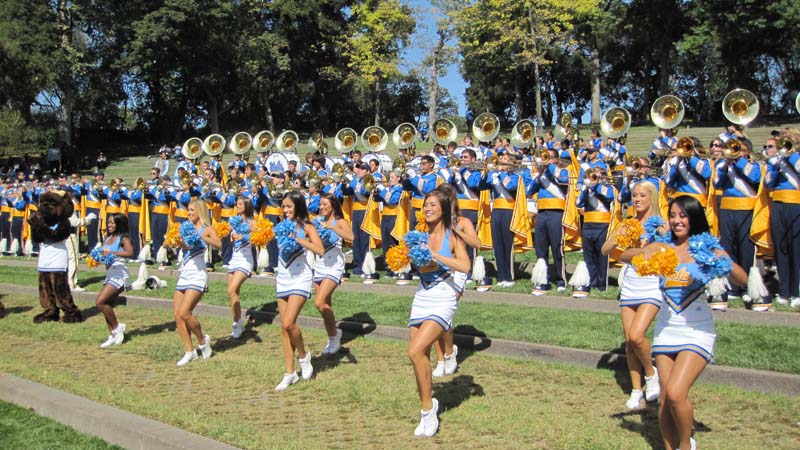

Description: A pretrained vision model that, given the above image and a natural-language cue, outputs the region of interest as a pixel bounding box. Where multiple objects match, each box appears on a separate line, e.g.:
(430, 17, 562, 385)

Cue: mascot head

(37, 190, 74, 226)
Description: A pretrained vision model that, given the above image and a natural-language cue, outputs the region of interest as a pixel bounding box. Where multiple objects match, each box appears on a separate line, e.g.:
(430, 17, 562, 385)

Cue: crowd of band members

(1, 124, 798, 309)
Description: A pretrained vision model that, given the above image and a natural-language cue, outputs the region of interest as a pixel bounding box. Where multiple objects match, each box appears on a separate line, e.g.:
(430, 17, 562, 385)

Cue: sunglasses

(763, 145, 776, 149)
(711, 143, 722, 147)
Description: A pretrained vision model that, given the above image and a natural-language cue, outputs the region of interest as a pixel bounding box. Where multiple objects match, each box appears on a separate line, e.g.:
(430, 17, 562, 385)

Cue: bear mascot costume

(28, 189, 83, 323)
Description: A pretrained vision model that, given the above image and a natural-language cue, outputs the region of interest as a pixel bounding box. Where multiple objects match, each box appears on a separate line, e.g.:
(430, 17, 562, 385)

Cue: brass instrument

(472, 112, 500, 143)
(723, 139, 743, 160)
(134, 177, 146, 191)
(796, 92, 800, 115)
(483, 155, 499, 174)
(363, 173, 376, 192)
(676, 137, 695, 158)
(392, 123, 418, 149)
(306, 169, 321, 188)
(226, 179, 240, 196)
(228, 132, 252, 156)
(600, 107, 631, 139)
(182, 137, 204, 160)
(778, 135, 796, 157)
(334, 128, 358, 153)
(553, 112, 578, 142)
(722, 89, 759, 126)
(253, 130, 275, 153)
(510, 119, 536, 148)
(308, 130, 325, 154)
(109, 179, 119, 192)
(361, 126, 388, 152)
(431, 119, 457, 146)
(626, 159, 643, 176)
(275, 130, 299, 152)
(203, 134, 227, 157)
(179, 172, 192, 188)
(268, 178, 292, 198)
(584, 168, 604, 184)
(651, 95, 685, 130)
(392, 157, 406, 178)
(331, 163, 345, 182)
(447, 155, 462, 169)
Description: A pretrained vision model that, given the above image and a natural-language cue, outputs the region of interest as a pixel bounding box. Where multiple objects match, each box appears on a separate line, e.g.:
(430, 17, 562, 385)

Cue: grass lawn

(1, 264, 798, 374)
(0, 294, 797, 450)
(0, 400, 123, 450)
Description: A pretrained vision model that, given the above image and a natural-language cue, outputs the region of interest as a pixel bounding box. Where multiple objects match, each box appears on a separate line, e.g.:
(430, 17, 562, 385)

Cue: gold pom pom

(164, 223, 184, 248)
(214, 221, 231, 238)
(251, 217, 275, 247)
(615, 218, 644, 249)
(386, 244, 410, 273)
(415, 210, 428, 232)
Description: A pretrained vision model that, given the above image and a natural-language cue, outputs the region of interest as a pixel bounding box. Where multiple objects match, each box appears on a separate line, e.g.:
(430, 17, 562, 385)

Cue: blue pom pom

(403, 231, 429, 247)
(643, 216, 670, 243)
(228, 216, 242, 230)
(274, 220, 297, 238)
(688, 233, 731, 281)
(180, 221, 201, 247)
(91, 247, 114, 265)
(408, 245, 432, 266)
(313, 218, 332, 244)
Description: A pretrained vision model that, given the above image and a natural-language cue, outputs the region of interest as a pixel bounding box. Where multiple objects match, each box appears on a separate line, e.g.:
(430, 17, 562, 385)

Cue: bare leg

(277, 295, 307, 373)
(656, 354, 678, 450)
(173, 290, 205, 352)
(408, 321, 445, 410)
(663, 352, 708, 450)
(226, 271, 248, 322)
(95, 284, 123, 332)
(313, 280, 339, 337)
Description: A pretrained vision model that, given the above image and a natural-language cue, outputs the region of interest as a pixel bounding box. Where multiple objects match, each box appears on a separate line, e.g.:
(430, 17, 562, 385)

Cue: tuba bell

(182, 137, 204, 160)
(600, 107, 631, 139)
(722, 89, 759, 126)
(228, 132, 252, 156)
(203, 134, 226, 157)
(253, 130, 275, 154)
(392, 123, 418, 149)
(275, 130, 299, 152)
(472, 112, 500, 143)
(553, 112, 578, 142)
(510, 119, 536, 149)
(392, 157, 406, 178)
(308, 129, 325, 153)
(651, 95, 685, 130)
(334, 128, 358, 153)
(361, 126, 388, 152)
(134, 177, 146, 191)
(431, 119, 457, 146)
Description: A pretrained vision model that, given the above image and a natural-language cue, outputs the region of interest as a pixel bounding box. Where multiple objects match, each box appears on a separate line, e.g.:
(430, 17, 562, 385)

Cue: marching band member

(96, 213, 133, 349)
(171, 171, 197, 224)
(543, 130, 557, 150)
(259, 171, 286, 276)
(376, 170, 403, 277)
(665, 138, 711, 207)
(174, 200, 222, 367)
(529, 149, 571, 294)
(480, 152, 519, 287)
(228, 153, 246, 174)
(765, 135, 800, 308)
(273, 191, 324, 391)
(450, 148, 482, 277)
(712, 138, 761, 310)
(718, 122, 746, 143)
(577, 163, 615, 293)
(403, 155, 441, 231)
(216, 175, 238, 267)
(103, 178, 125, 226)
(147, 175, 172, 267)
(602, 180, 663, 410)
(406, 189, 470, 437)
(650, 128, 678, 164)
(312, 192, 354, 354)
(342, 162, 371, 277)
(0, 178, 12, 254)
(120, 180, 145, 259)
(81, 171, 104, 251)
(226, 197, 255, 339)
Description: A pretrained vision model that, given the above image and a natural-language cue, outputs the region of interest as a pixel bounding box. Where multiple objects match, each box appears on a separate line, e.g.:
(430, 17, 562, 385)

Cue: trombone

(675, 137, 708, 159)
(651, 95, 684, 130)
(431, 119, 457, 146)
(723, 139, 744, 160)
(362, 126, 388, 152)
(392, 123, 417, 149)
(472, 112, 500, 143)
(722, 89, 759, 126)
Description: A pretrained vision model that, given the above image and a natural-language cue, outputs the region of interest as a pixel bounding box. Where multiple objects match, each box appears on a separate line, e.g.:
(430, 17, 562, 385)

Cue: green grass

(0, 400, 123, 450)
(0, 295, 798, 450)
(1, 264, 798, 374)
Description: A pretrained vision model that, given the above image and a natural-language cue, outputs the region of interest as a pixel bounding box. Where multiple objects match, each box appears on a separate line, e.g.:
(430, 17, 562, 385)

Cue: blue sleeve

(713, 161, 729, 189)
(464, 169, 483, 189)
(689, 156, 711, 180)
(735, 158, 762, 184)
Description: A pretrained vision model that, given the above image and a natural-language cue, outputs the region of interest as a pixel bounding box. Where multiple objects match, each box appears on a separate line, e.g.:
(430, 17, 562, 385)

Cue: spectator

(96, 152, 108, 170)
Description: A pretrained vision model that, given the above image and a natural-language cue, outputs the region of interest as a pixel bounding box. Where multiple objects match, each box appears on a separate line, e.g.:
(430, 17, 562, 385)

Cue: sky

(401, 0, 468, 116)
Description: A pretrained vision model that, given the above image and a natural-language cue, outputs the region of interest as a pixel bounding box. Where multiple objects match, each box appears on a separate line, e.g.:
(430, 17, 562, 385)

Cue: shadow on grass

(309, 312, 375, 375)
(77, 275, 106, 288)
(78, 306, 102, 321)
(452, 324, 492, 365)
(2, 306, 33, 317)
(125, 320, 177, 340)
(313, 348, 359, 376)
(247, 302, 279, 326)
(213, 315, 266, 354)
(434, 374, 485, 415)
(610, 404, 711, 447)
(596, 341, 631, 394)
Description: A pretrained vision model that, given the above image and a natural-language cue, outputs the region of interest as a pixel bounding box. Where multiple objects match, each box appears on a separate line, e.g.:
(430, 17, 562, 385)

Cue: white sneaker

(741, 294, 752, 304)
(176, 351, 198, 367)
(71, 286, 85, 292)
(791, 297, 800, 308)
(752, 303, 771, 312)
(444, 345, 458, 375)
(709, 302, 728, 311)
(432, 361, 445, 378)
(414, 398, 439, 438)
(230, 319, 244, 339)
(775, 296, 789, 305)
(275, 372, 299, 391)
(198, 335, 212, 359)
(626, 389, 644, 410)
(299, 351, 314, 380)
(644, 372, 660, 402)
(323, 329, 342, 355)
(681, 437, 697, 450)
(99, 335, 115, 349)
(113, 323, 126, 345)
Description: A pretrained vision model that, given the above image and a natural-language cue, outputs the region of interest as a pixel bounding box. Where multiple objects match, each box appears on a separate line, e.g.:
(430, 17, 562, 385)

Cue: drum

(284, 152, 301, 166)
(265, 153, 289, 174)
(376, 153, 393, 174)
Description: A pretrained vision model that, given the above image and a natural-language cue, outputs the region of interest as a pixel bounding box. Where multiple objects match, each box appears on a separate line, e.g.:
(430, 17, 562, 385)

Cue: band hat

(559, 150, 572, 159)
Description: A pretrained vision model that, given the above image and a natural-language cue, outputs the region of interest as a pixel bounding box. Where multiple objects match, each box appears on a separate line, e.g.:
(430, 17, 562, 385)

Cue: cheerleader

(312, 192, 354, 355)
(174, 200, 222, 367)
(407, 190, 470, 437)
(96, 213, 134, 348)
(601, 181, 663, 409)
(274, 191, 324, 391)
(431, 184, 481, 378)
(621, 197, 746, 450)
(226, 197, 255, 339)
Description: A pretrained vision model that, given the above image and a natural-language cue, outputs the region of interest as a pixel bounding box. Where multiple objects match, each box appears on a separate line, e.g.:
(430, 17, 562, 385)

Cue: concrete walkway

(2, 283, 798, 397)
(0, 373, 240, 450)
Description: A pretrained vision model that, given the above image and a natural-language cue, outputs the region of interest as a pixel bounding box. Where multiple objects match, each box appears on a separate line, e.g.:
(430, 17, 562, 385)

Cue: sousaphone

(431, 119, 457, 145)
(182, 137, 204, 160)
(722, 89, 759, 126)
(472, 112, 500, 143)
(392, 123, 417, 149)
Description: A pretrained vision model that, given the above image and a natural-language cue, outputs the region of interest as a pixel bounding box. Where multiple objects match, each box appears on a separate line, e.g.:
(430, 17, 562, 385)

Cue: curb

(0, 373, 240, 450)
(3, 283, 798, 397)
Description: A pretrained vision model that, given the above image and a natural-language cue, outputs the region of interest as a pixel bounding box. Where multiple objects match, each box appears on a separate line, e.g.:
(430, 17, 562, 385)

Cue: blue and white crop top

(419, 230, 452, 288)
(660, 262, 707, 315)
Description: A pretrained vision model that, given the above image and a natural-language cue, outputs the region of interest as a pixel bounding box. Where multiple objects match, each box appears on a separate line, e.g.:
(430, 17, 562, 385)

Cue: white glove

(86, 212, 97, 222)
(453, 171, 462, 183)
(668, 156, 679, 166)
(405, 168, 415, 178)
(491, 173, 501, 185)
(376, 184, 385, 192)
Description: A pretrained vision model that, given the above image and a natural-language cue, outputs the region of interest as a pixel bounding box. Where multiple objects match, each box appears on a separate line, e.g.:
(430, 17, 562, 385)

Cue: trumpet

(723, 139, 744, 160)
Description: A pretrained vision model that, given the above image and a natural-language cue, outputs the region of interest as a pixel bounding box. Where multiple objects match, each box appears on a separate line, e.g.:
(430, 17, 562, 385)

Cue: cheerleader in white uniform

(226, 197, 255, 339)
(274, 191, 324, 391)
(174, 200, 222, 367)
(622, 197, 746, 450)
(601, 180, 663, 409)
(312, 192, 354, 355)
(431, 184, 481, 378)
(407, 190, 470, 438)
(96, 213, 134, 349)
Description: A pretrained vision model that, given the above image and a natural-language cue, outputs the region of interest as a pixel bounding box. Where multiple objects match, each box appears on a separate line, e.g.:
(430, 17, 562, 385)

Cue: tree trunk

(528, 7, 543, 126)
(659, 47, 670, 95)
(56, 0, 73, 147)
(590, 46, 601, 125)
(374, 80, 381, 127)
(207, 95, 219, 134)
(514, 67, 524, 121)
